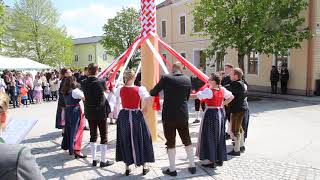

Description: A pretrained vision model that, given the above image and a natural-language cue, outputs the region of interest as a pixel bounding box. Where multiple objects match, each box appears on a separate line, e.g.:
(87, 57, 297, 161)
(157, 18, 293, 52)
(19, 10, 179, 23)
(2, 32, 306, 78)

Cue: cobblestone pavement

(9, 98, 320, 180)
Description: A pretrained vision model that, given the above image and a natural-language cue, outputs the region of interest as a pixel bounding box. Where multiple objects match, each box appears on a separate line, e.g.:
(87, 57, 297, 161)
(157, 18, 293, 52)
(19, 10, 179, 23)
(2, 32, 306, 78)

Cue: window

(74, 55, 78, 62)
(180, 52, 186, 58)
(161, 21, 167, 38)
(103, 52, 108, 61)
(216, 52, 224, 71)
(275, 54, 289, 70)
(247, 51, 259, 74)
(88, 54, 93, 61)
(180, 16, 186, 35)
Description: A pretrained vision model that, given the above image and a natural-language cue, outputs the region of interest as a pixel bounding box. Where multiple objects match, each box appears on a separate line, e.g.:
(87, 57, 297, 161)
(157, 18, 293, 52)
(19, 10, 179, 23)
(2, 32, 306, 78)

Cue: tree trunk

(238, 53, 245, 73)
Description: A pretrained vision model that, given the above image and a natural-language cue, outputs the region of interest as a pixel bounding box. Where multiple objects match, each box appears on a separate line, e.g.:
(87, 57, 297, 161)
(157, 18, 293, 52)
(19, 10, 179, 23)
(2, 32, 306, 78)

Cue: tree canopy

(193, 0, 311, 71)
(1, 0, 72, 66)
(0, 0, 6, 47)
(102, 7, 140, 69)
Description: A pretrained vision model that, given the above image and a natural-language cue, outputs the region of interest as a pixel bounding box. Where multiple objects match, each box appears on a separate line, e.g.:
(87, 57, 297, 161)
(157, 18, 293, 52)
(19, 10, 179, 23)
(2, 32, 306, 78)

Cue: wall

(72, 43, 97, 68)
(157, 0, 315, 95)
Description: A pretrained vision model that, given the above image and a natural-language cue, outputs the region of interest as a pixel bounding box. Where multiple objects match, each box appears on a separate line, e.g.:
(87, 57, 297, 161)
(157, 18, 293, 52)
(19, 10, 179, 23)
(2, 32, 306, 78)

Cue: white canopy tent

(0, 56, 51, 71)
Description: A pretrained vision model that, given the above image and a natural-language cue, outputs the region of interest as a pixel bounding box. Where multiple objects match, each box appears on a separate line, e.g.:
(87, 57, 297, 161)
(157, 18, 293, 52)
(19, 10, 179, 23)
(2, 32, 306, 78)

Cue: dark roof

(73, 36, 103, 45)
(156, 0, 173, 9)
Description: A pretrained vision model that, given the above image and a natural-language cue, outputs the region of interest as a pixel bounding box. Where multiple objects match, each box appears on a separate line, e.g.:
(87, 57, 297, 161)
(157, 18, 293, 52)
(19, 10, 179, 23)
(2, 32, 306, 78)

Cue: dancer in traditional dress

(105, 81, 117, 125)
(194, 73, 234, 168)
(61, 76, 86, 158)
(115, 70, 155, 176)
(227, 68, 248, 156)
(150, 62, 196, 177)
(55, 68, 71, 130)
(82, 63, 114, 168)
(190, 66, 206, 124)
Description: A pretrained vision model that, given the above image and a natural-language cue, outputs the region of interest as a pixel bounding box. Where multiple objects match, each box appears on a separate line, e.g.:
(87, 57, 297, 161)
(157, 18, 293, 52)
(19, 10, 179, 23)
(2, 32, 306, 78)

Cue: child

(105, 82, 117, 124)
(49, 75, 59, 101)
(44, 83, 51, 102)
(20, 85, 29, 107)
(33, 75, 43, 104)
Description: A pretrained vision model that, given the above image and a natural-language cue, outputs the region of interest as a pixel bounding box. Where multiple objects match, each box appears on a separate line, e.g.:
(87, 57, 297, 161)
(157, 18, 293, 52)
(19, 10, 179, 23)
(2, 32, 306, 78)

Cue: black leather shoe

(188, 167, 196, 174)
(125, 169, 131, 176)
(162, 169, 177, 176)
(74, 153, 87, 159)
(216, 160, 223, 167)
(100, 161, 114, 168)
(201, 163, 216, 168)
(142, 168, 150, 175)
(226, 133, 231, 140)
(228, 150, 241, 156)
(193, 119, 200, 123)
(92, 160, 99, 167)
(240, 146, 245, 153)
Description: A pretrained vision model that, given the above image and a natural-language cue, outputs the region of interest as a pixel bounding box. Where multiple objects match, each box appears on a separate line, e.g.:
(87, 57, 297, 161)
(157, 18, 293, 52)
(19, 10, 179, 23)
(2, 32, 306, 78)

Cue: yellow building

(156, 0, 320, 96)
(72, 36, 113, 69)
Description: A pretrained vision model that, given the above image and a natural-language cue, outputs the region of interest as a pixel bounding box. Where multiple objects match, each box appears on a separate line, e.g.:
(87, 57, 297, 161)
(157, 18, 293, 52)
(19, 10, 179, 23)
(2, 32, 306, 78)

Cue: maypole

(140, 0, 158, 141)
(99, 0, 210, 142)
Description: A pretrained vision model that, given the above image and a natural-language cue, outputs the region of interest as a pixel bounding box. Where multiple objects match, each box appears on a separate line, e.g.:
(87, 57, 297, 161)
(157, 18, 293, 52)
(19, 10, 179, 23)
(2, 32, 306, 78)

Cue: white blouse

(72, 88, 84, 100)
(196, 87, 233, 100)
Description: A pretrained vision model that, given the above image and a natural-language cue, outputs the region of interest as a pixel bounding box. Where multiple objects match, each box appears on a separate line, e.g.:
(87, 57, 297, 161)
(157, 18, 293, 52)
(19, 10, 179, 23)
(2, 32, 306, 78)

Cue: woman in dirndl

(115, 70, 155, 176)
(195, 73, 234, 168)
(61, 76, 87, 159)
(55, 68, 71, 130)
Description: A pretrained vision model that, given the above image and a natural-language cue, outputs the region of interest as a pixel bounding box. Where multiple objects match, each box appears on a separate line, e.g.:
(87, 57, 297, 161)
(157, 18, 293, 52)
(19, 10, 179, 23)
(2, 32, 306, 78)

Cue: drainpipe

(306, 0, 315, 96)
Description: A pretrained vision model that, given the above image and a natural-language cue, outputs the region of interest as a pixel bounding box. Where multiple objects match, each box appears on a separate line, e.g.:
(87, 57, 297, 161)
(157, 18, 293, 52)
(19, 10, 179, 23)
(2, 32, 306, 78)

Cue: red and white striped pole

(140, 0, 158, 141)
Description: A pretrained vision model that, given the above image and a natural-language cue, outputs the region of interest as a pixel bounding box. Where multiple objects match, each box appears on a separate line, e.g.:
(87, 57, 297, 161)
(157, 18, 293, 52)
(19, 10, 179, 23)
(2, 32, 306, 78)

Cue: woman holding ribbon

(194, 73, 234, 168)
(61, 76, 86, 159)
(115, 70, 155, 176)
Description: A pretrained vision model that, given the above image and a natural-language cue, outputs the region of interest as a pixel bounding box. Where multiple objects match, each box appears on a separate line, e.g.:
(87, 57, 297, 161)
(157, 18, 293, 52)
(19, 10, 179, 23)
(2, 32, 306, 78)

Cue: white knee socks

(195, 111, 199, 120)
(234, 137, 240, 152)
(240, 132, 245, 147)
(185, 145, 195, 167)
(101, 144, 107, 163)
(167, 148, 176, 172)
(90, 142, 97, 161)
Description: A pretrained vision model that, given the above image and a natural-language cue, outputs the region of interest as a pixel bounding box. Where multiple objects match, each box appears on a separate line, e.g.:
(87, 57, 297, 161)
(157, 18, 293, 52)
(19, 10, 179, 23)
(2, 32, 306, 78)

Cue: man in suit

(82, 63, 114, 168)
(280, 64, 289, 94)
(150, 62, 196, 177)
(270, 65, 280, 94)
(0, 92, 44, 180)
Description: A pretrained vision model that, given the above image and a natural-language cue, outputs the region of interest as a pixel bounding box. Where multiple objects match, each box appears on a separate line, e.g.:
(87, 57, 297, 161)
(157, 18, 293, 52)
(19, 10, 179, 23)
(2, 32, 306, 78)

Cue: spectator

(280, 64, 290, 94)
(49, 74, 59, 101)
(33, 75, 43, 104)
(0, 92, 44, 180)
(0, 75, 6, 93)
(270, 65, 280, 94)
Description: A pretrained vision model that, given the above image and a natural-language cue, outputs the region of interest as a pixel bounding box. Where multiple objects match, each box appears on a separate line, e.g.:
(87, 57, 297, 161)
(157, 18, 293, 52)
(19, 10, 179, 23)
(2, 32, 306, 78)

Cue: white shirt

(0, 78, 6, 93)
(196, 87, 233, 100)
(72, 88, 84, 100)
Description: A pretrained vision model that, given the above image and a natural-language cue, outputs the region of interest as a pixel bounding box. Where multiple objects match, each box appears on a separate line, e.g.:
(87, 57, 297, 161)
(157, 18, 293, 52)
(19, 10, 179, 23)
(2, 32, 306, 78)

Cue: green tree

(193, 0, 311, 71)
(2, 0, 72, 66)
(0, 0, 6, 47)
(102, 7, 140, 69)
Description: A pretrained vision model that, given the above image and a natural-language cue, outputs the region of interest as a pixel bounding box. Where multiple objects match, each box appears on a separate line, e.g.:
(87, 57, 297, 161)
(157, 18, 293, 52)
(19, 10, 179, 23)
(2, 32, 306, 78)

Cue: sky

(4, 0, 165, 38)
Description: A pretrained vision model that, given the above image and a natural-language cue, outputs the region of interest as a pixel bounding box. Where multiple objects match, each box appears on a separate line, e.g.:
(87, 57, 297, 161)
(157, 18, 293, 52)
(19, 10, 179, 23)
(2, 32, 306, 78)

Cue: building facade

(72, 36, 113, 69)
(156, 0, 320, 95)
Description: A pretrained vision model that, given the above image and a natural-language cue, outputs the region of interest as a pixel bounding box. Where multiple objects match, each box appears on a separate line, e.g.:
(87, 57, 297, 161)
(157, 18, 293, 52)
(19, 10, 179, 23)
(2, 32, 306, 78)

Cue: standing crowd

(53, 62, 251, 177)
